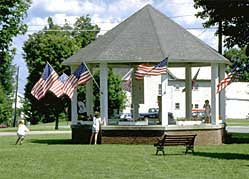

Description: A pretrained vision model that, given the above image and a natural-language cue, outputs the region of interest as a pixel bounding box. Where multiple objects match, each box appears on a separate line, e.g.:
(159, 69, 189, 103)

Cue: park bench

(154, 134, 197, 155)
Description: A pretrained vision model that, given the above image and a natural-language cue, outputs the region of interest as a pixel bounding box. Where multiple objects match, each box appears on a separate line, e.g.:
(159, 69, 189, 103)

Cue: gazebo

(63, 5, 230, 145)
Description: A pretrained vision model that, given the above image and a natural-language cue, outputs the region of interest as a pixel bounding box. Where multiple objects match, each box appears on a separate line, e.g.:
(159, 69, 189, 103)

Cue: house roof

(63, 4, 230, 66)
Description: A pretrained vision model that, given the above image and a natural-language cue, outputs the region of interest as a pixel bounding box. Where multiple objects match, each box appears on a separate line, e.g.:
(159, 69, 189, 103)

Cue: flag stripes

(216, 73, 235, 93)
(63, 63, 91, 99)
(31, 63, 59, 100)
(49, 73, 68, 97)
(135, 57, 168, 80)
(216, 64, 246, 93)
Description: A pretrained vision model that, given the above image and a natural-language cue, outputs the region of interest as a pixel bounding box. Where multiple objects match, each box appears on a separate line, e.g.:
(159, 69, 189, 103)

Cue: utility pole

(218, 20, 222, 54)
(13, 66, 19, 127)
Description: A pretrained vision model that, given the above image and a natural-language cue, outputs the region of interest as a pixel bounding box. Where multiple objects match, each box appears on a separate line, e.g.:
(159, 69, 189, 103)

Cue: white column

(185, 65, 192, 120)
(86, 66, 94, 116)
(131, 72, 140, 120)
(71, 65, 78, 125)
(100, 63, 108, 125)
(219, 64, 226, 124)
(161, 73, 169, 126)
(211, 63, 219, 125)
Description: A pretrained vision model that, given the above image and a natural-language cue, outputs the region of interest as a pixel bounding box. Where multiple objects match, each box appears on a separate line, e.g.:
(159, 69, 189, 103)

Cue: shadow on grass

(29, 139, 73, 145)
(194, 152, 249, 160)
(225, 133, 249, 144)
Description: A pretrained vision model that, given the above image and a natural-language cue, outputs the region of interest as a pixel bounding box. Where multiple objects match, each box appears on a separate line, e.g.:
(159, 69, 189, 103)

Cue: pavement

(1, 126, 249, 137)
(0, 130, 71, 137)
(226, 126, 249, 133)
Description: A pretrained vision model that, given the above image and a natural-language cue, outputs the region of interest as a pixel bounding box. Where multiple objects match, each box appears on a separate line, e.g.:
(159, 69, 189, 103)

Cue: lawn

(1, 134, 249, 179)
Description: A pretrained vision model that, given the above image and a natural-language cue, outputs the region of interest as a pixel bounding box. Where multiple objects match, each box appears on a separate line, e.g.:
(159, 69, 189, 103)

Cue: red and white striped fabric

(31, 63, 59, 100)
(135, 58, 168, 80)
(216, 73, 235, 93)
(63, 63, 91, 99)
(49, 73, 68, 97)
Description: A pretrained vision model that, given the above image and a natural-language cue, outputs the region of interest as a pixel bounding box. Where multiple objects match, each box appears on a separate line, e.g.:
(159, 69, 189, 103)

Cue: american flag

(217, 65, 242, 93)
(63, 63, 92, 99)
(135, 57, 168, 80)
(31, 63, 59, 100)
(123, 76, 132, 92)
(182, 68, 200, 92)
(49, 73, 69, 97)
(122, 69, 133, 92)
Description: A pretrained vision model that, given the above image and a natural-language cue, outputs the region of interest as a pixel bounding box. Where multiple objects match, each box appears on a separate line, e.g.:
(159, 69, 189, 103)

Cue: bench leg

(185, 146, 194, 154)
(156, 147, 165, 155)
(185, 148, 188, 154)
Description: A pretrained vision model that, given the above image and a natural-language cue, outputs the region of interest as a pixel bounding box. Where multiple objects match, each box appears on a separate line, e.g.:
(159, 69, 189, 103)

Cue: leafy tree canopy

(92, 69, 127, 116)
(193, 0, 249, 49)
(0, 0, 31, 94)
(23, 16, 99, 124)
(0, 84, 12, 124)
(224, 47, 249, 81)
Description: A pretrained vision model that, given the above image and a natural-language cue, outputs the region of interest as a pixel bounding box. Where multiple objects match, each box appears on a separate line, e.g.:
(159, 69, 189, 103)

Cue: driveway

(226, 126, 249, 133)
(0, 130, 71, 137)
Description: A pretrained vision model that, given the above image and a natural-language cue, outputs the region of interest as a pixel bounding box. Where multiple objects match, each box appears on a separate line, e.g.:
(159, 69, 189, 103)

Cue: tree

(193, 0, 249, 49)
(0, 84, 12, 125)
(23, 17, 99, 126)
(224, 47, 249, 81)
(0, 0, 31, 95)
(93, 69, 127, 116)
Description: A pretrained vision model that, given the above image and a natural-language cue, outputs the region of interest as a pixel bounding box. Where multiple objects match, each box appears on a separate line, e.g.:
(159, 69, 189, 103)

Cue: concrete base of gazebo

(71, 124, 225, 145)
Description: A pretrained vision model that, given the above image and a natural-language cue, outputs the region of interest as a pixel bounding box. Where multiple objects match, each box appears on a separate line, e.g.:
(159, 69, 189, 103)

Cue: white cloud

(32, 0, 84, 14)
(27, 17, 48, 34)
(52, 14, 78, 25)
(156, 0, 202, 26)
(91, 14, 120, 35)
(107, 0, 153, 16)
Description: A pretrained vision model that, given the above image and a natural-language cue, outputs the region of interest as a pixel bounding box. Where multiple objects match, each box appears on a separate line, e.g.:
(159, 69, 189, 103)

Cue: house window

(194, 104, 199, 109)
(175, 103, 180, 110)
(175, 84, 180, 91)
(194, 83, 199, 90)
(158, 84, 162, 96)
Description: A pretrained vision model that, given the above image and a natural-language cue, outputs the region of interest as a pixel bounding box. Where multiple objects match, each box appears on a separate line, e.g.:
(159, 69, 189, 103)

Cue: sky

(13, 0, 219, 95)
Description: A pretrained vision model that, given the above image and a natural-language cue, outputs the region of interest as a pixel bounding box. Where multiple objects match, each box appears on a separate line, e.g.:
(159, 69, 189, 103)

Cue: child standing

(203, 100, 211, 123)
(89, 112, 102, 145)
(15, 120, 30, 145)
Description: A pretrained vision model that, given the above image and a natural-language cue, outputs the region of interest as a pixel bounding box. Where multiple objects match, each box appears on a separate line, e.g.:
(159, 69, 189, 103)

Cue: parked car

(246, 113, 249, 119)
(140, 108, 159, 119)
(140, 108, 174, 121)
(192, 109, 205, 120)
(120, 113, 132, 120)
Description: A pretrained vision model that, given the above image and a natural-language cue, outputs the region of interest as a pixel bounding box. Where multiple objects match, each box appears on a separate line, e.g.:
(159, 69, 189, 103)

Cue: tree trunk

(55, 113, 59, 130)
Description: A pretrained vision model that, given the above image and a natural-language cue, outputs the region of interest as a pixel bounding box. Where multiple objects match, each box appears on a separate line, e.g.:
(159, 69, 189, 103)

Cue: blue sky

(13, 0, 218, 95)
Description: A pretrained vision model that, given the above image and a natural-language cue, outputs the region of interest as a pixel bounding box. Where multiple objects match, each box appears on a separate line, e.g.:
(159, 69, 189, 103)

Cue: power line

(26, 27, 217, 32)
(26, 14, 196, 27)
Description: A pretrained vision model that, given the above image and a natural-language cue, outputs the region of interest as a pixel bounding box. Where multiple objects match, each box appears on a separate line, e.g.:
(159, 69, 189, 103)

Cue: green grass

(226, 119, 249, 126)
(1, 134, 249, 179)
(0, 121, 71, 132)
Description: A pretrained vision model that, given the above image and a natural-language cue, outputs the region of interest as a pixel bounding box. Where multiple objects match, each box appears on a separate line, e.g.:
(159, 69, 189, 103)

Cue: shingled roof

(63, 4, 230, 66)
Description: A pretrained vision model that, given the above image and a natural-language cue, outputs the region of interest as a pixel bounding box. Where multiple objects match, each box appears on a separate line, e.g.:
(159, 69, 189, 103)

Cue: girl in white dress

(90, 112, 102, 144)
(15, 120, 30, 145)
(203, 100, 211, 123)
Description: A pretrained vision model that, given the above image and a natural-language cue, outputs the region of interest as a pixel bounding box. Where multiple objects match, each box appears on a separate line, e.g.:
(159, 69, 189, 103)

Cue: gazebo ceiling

(63, 4, 230, 66)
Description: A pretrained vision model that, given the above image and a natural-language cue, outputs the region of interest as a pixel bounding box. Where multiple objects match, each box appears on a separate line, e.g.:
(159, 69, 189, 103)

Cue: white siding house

(123, 67, 249, 119)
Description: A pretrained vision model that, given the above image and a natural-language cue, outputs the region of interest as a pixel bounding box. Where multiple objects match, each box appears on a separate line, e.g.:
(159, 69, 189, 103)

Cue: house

(122, 67, 249, 119)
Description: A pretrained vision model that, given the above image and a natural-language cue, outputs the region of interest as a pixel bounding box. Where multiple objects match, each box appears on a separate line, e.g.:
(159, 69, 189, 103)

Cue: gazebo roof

(63, 4, 230, 66)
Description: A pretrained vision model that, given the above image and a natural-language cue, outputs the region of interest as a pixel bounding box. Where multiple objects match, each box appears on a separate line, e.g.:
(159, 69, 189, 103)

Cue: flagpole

(83, 61, 102, 93)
